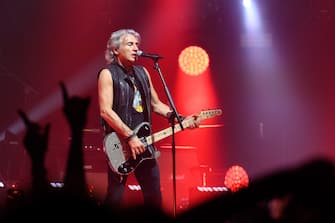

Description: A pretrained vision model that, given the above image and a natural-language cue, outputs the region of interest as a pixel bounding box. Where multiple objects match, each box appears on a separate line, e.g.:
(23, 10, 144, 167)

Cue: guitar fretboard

(145, 109, 222, 145)
(145, 118, 192, 145)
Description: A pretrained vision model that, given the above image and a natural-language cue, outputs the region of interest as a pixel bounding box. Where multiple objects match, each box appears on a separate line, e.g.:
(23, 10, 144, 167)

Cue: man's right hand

(127, 136, 146, 160)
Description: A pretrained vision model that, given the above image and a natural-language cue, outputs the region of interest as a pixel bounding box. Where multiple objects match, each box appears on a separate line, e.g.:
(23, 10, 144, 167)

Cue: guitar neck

(144, 109, 222, 146)
(145, 118, 194, 145)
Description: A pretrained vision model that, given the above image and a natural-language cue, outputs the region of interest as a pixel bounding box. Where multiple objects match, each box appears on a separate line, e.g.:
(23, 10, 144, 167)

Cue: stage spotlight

(178, 46, 209, 76)
(243, 0, 252, 8)
(128, 184, 141, 191)
(224, 165, 249, 192)
(50, 181, 64, 188)
(196, 186, 229, 192)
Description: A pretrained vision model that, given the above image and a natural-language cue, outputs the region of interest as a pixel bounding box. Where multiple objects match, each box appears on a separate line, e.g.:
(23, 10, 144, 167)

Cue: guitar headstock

(199, 108, 223, 119)
(181, 108, 223, 127)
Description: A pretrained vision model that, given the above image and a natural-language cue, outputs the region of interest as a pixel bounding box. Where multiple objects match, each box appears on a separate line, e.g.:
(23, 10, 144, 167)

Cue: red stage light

(224, 165, 249, 192)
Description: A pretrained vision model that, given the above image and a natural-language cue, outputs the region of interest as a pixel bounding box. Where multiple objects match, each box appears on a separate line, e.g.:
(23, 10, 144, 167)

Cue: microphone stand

(152, 59, 184, 217)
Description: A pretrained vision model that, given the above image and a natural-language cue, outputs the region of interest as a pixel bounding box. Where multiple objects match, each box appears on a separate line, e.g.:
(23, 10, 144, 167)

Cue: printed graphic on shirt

(133, 88, 143, 112)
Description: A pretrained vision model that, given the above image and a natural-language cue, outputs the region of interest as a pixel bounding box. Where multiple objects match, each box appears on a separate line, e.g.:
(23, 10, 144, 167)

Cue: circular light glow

(243, 0, 251, 8)
(178, 46, 209, 76)
(224, 165, 249, 192)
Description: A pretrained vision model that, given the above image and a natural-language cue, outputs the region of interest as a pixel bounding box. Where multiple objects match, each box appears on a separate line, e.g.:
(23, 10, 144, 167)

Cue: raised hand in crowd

(60, 81, 91, 132)
(59, 81, 91, 200)
(17, 110, 50, 166)
(17, 109, 50, 200)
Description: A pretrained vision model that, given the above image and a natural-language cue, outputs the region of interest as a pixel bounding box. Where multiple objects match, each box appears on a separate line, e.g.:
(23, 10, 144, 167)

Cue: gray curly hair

(105, 29, 141, 64)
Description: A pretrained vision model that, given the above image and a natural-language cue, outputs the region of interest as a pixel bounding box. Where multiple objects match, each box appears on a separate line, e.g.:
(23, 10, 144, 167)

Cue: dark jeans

(104, 158, 162, 208)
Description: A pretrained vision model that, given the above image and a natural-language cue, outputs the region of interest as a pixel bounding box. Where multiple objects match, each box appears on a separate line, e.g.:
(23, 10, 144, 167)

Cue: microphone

(136, 50, 163, 60)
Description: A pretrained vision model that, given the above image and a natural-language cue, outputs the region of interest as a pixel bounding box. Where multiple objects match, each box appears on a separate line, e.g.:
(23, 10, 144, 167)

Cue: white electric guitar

(103, 108, 222, 175)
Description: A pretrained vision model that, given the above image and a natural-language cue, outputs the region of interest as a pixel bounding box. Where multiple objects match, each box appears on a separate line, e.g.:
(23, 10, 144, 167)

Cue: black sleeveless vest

(98, 63, 152, 135)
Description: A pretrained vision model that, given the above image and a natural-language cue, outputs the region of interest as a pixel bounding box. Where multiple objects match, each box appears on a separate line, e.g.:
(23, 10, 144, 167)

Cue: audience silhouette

(1, 82, 113, 221)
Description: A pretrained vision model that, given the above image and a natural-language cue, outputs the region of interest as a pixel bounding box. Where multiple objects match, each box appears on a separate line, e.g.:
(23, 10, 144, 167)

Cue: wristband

(125, 132, 136, 142)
